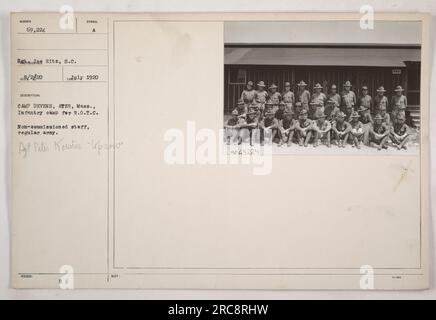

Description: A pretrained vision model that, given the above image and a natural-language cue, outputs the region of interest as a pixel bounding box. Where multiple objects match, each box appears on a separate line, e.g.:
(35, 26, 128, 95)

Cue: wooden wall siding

(224, 65, 407, 113)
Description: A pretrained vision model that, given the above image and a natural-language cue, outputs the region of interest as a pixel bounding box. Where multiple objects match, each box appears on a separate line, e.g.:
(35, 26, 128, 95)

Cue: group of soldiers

(225, 80, 411, 150)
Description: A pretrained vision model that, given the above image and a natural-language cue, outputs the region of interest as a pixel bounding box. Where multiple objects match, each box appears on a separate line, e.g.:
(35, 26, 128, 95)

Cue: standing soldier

(369, 114, 390, 150)
(240, 80, 256, 108)
(391, 85, 407, 113)
(310, 83, 327, 119)
(325, 99, 341, 123)
(224, 109, 241, 145)
(295, 109, 313, 147)
(296, 80, 311, 113)
(357, 105, 373, 145)
(259, 110, 279, 145)
(268, 83, 282, 111)
(332, 111, 351, 148)
(278, 110, 296, 146)
(373, 86, 389, 114)
(349, 111, 364, 149)
(282, 81, 295, 113)
(328, 84, 341, 110)
(312, 111, 331, 148)
(390, 113, 410, 150)
(341, 81, 357, 112)
(254, 81, 269, 116)
(359, 86, 373, 113)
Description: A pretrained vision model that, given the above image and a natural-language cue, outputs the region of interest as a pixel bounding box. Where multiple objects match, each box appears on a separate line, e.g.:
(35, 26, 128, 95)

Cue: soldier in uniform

(331, 111, 351, 148)
(296, 80, 311, 113)
(309, 83, 327, 119)
(312, 111, 332, 148)
(239, 110, 259, 146)
(359, 86, 373, 113)
(327, 84, 341, 110)
(240, 80, 256, 108)
(379, 105, 391, 126)
(275, 101, 286, 121)
(373, 86, 389, 114)
(391, 85, 407, 113)
(357, 105, 373, 145)
(268, 83, 281, 111)
(295, 109, 313, 147)
(254, 81, 269, 116)
(325, 99, 341, 124)
(278, 110, 296, 146)
(235, 98, 247, 115)
(390, 113, 410, 150)
(349, 111, 364, 149)
(341, 81, 357, 112)
(259, 110, 279, 145)
(391, 103, 406, 126)
(369, 114, 390, 150)
(282, 81, 295, 113)
(224, 109, 241, 145)
(344, 104, 354, 123)
(293, 102, 303, 120)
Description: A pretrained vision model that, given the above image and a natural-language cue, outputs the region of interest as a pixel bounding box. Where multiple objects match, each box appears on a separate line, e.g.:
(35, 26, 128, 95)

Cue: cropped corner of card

(11, 12, 430, 290)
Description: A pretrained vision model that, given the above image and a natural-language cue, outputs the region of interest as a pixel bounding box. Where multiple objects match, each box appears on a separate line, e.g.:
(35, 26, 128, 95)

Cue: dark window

(229, 68, 247, 84)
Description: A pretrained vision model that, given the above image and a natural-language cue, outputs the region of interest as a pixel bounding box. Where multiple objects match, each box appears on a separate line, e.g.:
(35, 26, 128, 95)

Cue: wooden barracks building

(224, 22, 422, 128)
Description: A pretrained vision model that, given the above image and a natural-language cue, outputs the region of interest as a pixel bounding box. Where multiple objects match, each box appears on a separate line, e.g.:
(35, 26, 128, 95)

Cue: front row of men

(225, 107, 410, 150)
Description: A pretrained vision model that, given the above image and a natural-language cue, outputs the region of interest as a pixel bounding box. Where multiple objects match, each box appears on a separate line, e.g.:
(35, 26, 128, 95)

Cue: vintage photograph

(223, 21, 422, 154)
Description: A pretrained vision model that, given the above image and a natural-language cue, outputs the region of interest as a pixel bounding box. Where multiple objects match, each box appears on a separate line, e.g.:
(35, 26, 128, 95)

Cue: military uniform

(357, 106, 373, 145)
(325, 100, 341, 123)
(332, 112, 351, 147)
(278, 112, 296, 146)
(275, 102, 286, 121)
(327, 85, 341, 110)
(241, 88, 256, 106)
(341, 81, 357, 111)
(373, 86, 389, 113)
(282, 85, 295, 112)
(349, 111, 364, 148)
(312, 111, 331, 147)
(390, 113, 410, 150)
(359, 94, 373, 113)
(225, 110, 241, 144)
(239, 111, 259, 145)
(391, 85, 407, 112)
(370, 114, 390, 150)
(295, 109, 313, 147)
(259, 111, 279, 145)
(296, 81, 311, 112)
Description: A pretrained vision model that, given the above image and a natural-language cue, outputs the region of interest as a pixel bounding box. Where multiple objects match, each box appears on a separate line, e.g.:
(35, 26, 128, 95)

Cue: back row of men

(234, 80, 408, 124)
(225, 80, 411, 150)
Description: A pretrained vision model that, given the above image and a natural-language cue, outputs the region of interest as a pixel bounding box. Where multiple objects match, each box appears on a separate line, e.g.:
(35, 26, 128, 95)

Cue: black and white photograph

(223, 21, 422, 154)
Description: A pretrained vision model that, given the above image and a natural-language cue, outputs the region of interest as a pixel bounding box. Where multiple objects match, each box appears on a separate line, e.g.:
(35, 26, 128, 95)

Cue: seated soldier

(259, 110, 279, 146)
(349, 111, 364, 149)
(238, 110, 259, 146)
(224, 109, 241, 145)
(309, 101, 324, 120)
(312, 111, 331, 148)
(344, 103, 354, 123)
(391, 102, 406, 126)
(278, 110, 296, 147)
(390, 113, 410, 150)
(369, 114, 390, 150)
(325, 99, 341, 124)
(293, 102, 303, 119)
(295, 109, 313, 147)
(275, 101, 286, 121)
(378, 105, 391, 126)
(331, 111, 351, 148)
(235, 98, 247, 115)
(357, 105, 373, 145)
